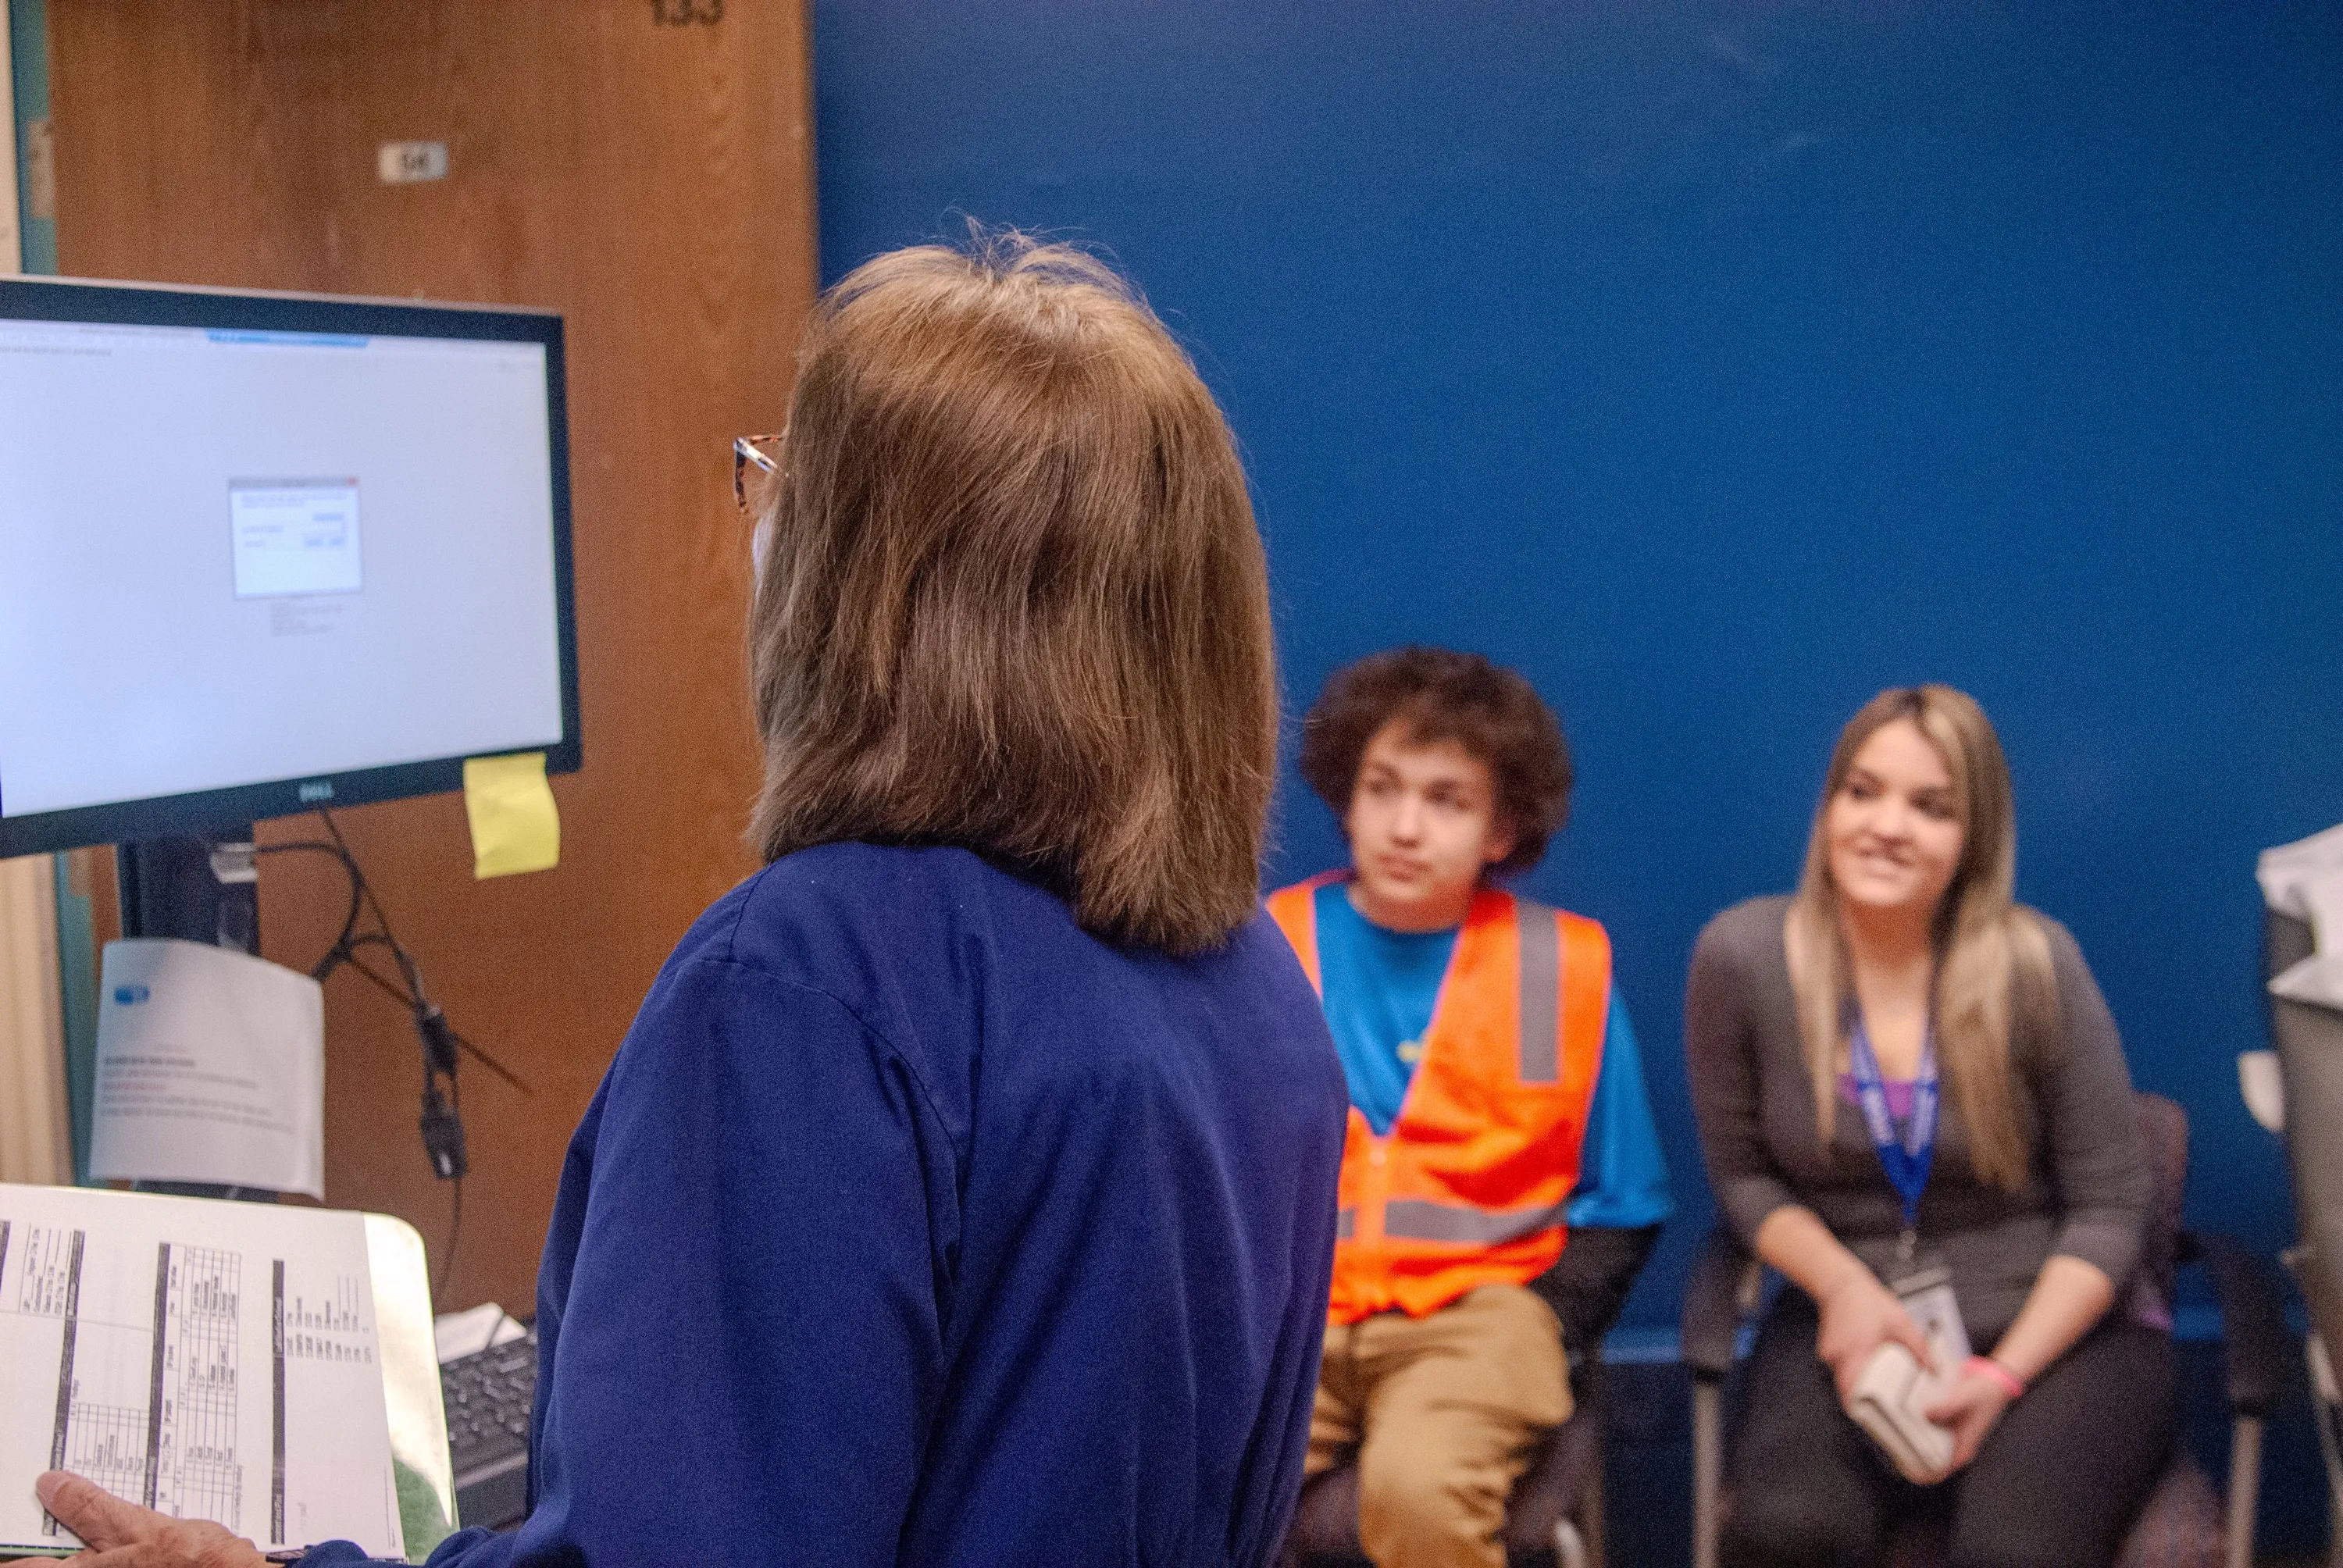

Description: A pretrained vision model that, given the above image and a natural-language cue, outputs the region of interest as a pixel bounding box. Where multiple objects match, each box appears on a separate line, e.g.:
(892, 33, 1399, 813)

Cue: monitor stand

(117, 830, 259, 955)
(115, 829, 276, 1201)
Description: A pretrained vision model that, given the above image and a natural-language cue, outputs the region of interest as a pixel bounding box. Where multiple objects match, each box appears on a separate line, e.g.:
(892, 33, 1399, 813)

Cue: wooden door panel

(48, 0, 814, 1313)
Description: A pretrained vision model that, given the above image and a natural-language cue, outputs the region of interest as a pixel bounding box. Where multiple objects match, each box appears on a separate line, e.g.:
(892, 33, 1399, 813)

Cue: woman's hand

(1924, 1365, 2017, 1473)
(1752, 1206, 1935, 1401)
(1814, 1270, 1933, 1402)
(34, 1470, 269, 1568)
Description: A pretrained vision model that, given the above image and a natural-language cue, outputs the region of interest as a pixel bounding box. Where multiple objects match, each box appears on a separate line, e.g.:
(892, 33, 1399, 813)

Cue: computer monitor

(0, 276, 580, 863)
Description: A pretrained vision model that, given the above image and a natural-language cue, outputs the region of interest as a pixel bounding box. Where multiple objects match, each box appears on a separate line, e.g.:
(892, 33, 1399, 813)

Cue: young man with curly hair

(1268, 647, 1671, 1568)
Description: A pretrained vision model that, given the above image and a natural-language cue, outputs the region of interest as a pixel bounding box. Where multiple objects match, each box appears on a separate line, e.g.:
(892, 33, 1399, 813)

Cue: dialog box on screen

(230, 479, 364, 598)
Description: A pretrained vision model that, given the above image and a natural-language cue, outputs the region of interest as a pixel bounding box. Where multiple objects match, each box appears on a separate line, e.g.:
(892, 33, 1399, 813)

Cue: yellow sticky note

(462, 752, 561, 879)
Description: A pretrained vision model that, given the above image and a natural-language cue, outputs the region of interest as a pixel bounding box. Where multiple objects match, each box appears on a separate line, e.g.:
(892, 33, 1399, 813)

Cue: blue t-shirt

(1314, 882, 1673, 1229)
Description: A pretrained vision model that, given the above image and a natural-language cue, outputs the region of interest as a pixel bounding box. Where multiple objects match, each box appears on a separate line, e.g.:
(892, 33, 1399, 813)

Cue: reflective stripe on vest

(1516, 902, 1560, 1083)
(1264, 875, 1610, 1323)
(1383, 1196, 1572, 1246)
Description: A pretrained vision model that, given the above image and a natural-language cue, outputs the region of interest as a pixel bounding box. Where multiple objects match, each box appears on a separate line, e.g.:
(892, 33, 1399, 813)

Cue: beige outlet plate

(376, 141, 449, 184)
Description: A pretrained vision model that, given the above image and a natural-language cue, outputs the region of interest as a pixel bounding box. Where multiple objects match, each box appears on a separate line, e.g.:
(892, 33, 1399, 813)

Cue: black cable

(337, 940, 528, 1093)
(233, 815, 528, 1210)
(436, 1177, 463, 1301)
(249, 823, 530, 1089)
(339, 946, 415, 1007)
(246, 839, 364, 981)
(447, 1031, 528, 1095)
(439, 1063, 463, 1299)
(319, 807, 423, 994)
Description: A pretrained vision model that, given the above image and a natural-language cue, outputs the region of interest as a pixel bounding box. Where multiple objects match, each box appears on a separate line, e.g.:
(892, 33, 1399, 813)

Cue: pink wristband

(1967, 1355, 2026, 1399)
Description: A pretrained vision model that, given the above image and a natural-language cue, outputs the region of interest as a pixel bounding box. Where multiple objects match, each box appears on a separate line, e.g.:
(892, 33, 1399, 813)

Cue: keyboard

(440, 1326, 537, 1530)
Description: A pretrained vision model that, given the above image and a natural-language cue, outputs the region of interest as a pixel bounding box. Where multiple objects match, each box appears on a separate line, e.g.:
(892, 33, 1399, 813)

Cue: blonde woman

(1685, 686, 2169, 1568)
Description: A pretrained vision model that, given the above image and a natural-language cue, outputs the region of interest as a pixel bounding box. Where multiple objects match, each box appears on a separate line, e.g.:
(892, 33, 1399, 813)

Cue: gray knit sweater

(1685, 895, 2149, 1338)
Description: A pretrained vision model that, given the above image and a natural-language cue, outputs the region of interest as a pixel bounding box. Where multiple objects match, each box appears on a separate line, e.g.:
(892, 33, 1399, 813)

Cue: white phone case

(1843, 1265, 1972, 1484)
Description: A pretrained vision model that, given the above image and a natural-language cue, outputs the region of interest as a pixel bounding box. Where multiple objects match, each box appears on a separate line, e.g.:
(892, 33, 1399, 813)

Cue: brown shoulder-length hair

(1296, 647, 1572, 877)
(745, 233, 1278, 955)
(1783, 685, 2056, 1190)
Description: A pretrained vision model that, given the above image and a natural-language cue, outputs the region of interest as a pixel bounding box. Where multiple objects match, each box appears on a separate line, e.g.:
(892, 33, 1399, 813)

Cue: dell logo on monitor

(298, 780, 335, 803)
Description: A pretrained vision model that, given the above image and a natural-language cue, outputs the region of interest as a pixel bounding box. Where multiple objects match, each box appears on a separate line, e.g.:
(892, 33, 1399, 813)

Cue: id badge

(1892, 1260, 1972, 1385)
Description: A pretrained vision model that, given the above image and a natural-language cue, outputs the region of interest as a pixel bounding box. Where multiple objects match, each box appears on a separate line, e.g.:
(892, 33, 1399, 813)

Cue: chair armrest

(2182, 1231, 2294, 1417)
(1530, 1223, 1662, 1375)
(1681, 1225, 1757, 1382)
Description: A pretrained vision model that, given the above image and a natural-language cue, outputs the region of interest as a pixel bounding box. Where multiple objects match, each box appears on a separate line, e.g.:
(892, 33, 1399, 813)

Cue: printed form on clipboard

(0, 1185, 406, 1559)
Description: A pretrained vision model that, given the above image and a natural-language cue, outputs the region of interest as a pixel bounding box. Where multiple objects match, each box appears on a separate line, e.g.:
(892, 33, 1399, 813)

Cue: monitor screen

(0, 277, 579, 857)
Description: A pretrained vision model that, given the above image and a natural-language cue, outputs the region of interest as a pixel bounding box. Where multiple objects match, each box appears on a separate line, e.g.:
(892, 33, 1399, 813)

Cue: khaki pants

(1305, 1285, 1571, 1568)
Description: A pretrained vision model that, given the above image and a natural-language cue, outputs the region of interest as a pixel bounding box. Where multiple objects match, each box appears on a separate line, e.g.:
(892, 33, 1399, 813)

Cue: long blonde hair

(747, 233, 1278, 954)
(1784, 686, 2055, 1190)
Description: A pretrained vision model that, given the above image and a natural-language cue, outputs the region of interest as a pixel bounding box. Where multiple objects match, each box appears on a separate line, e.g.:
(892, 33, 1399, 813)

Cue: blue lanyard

(1847, 1012, 1939, 1245)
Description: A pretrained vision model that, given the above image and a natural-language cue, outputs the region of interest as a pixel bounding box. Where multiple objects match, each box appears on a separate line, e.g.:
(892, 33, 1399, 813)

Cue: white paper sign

(0, 1184, 404, 1558)
(90, 941, 326, 1199)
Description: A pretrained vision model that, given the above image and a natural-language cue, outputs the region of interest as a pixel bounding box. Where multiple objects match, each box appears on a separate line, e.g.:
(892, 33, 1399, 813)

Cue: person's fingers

(1924, 1374, 1985, 1424)
(1942, 1388, 2005, 1474)
(1948, 1412, 1986, 1472)
(59, 1521, 262, 1568)
(60, 1547, 156, 1567)
(1886, 1306, 1934, 1362)
(35, 1472, 152, 1552)
(1884, 1293, 1921, 1349)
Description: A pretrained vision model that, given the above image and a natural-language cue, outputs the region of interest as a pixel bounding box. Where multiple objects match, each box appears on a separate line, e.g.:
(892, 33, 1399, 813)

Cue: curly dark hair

(1296, 647, 1572, 878)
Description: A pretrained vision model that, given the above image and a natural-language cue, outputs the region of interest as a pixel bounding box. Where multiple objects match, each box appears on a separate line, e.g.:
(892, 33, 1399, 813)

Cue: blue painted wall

(815, 1, 2343, 1335)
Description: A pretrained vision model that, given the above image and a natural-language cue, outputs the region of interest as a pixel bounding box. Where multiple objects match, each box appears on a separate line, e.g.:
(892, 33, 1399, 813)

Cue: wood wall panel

(0, 856, 73, 1186)
(48, 0, 815, 1313)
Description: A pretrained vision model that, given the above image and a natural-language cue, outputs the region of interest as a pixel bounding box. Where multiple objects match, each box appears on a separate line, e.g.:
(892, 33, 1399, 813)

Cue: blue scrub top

(404, 845, 1347, 1568)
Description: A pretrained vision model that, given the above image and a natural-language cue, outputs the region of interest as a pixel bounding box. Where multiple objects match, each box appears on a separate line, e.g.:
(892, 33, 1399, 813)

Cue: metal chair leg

(1692, 1380, 1724, 1568)
(2225, 1413, 2262, 1568)
(1581, 1450, 1604, 1568)
(2309, 1335, 2343, 1568)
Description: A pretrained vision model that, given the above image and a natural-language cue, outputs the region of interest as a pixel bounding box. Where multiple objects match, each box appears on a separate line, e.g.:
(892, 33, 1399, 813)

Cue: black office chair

(1680, 1092, 2291, 1568)
(1277, 1217, 1657, 1568)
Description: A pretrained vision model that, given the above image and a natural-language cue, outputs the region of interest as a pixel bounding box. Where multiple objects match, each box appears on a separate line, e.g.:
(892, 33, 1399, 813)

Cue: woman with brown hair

(1685, 686, 2170, 1568)
(40, 236, 1349, 1566)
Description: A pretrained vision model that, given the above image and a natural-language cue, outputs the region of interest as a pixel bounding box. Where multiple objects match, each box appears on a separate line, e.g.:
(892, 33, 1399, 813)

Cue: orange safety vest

(1267, 874, 1610, 1324)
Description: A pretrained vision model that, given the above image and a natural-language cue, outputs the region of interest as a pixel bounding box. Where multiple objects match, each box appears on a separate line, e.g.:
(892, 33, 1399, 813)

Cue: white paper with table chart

(0, 1185, 405, 1559)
